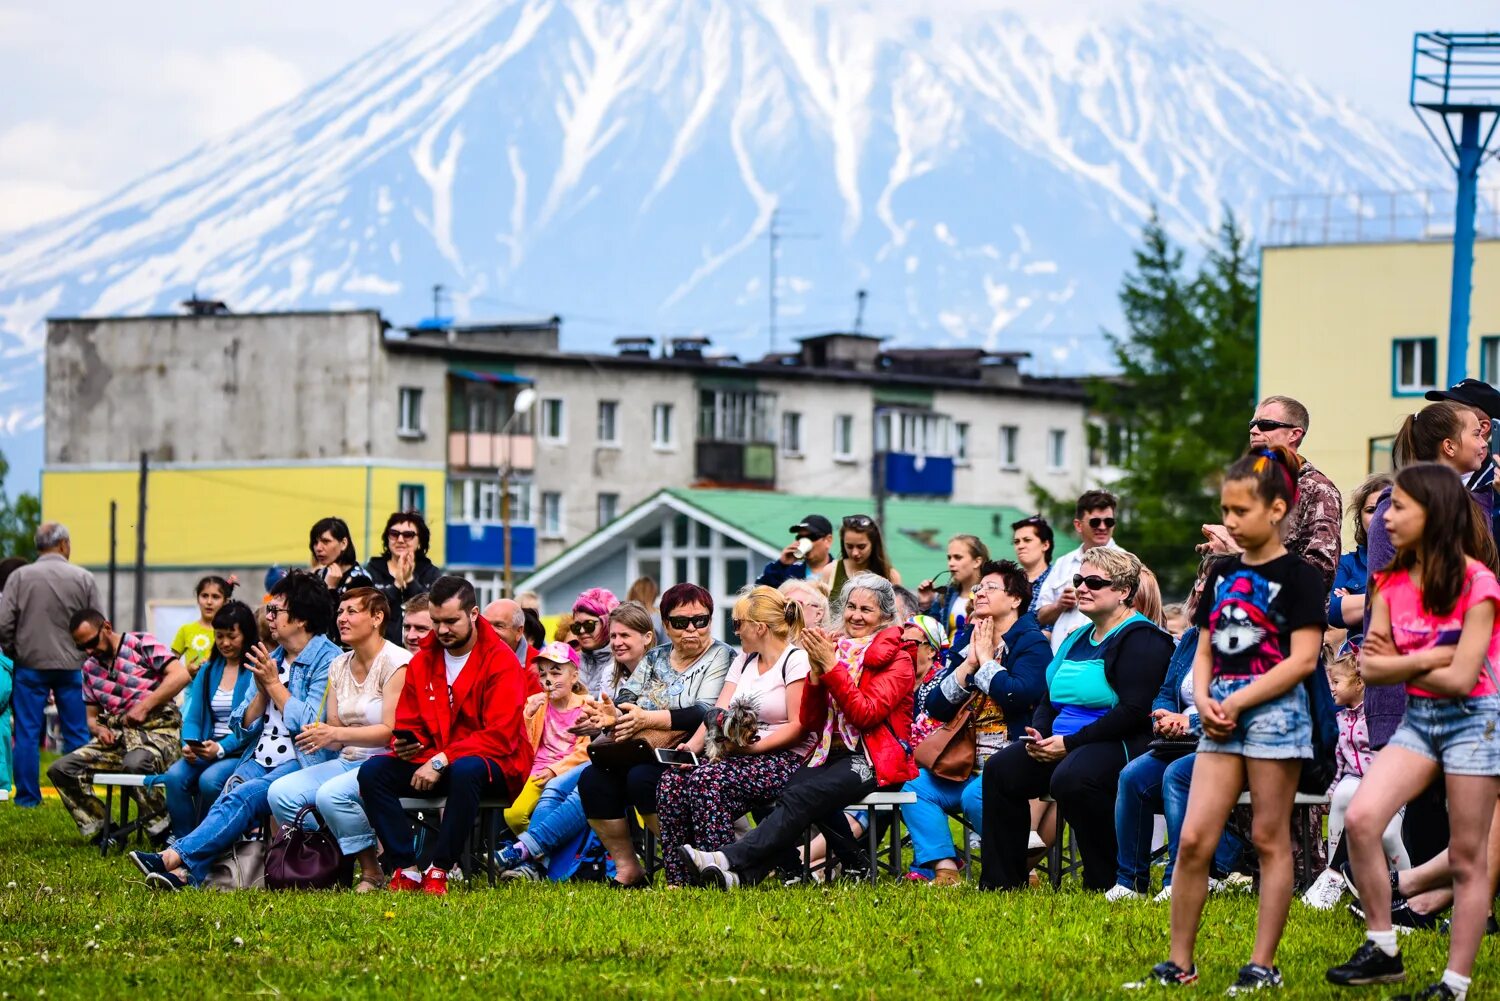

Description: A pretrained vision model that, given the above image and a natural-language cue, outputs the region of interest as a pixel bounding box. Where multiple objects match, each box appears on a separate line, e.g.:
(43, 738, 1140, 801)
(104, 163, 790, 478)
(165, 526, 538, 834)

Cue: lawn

(0, 800, 1484, 1000)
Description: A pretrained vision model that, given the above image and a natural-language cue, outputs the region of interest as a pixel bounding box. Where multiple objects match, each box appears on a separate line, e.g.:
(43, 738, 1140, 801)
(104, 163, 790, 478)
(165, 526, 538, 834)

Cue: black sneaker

(128, 851, 168, 877)
(1325, 941, 1405, 986)
(1345, 899, 1443, 932)
(145, 870, 188, 892)
(1226, 965, 1282, 994)
(1123, 961, 1198, 989)
(1388, 983, 1458, 1001)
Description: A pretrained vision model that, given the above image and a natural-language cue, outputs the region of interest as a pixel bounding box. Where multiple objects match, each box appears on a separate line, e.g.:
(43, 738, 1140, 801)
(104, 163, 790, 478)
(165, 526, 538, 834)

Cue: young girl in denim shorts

(1130, 446, 1325, 993)
(1326, 463, 1500, 1001)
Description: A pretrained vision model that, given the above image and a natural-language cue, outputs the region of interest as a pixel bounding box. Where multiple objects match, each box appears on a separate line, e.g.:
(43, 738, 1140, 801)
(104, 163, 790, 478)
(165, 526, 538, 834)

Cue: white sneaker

(1027, 831, 1045, 851)
(1301, 868, 1346, 910)
(1153, 884, 1172, 903)
(679, 844, 739, 889)
(1105, 883, 1144, 902)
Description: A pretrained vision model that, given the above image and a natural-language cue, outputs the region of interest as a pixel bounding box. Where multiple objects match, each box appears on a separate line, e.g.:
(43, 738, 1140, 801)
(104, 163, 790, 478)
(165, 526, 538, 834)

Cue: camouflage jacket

(1287, 460, 1342, 591)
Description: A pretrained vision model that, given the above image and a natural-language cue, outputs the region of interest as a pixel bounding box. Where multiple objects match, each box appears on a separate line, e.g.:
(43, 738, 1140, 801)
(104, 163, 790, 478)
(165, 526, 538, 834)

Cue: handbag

(913, 693, 978, 782)
(265, 804, 349, 891)
(204, 837, 267, 891)
(1147, 737, 1197, 762)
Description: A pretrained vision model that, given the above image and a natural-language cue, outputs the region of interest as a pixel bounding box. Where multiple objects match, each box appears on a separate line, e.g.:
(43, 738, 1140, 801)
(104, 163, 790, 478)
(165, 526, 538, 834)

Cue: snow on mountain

(0, 0, 1444, 486)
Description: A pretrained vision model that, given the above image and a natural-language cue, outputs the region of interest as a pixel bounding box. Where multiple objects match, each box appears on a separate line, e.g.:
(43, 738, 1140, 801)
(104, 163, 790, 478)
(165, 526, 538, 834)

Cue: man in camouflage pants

(47, 610, 190, 842)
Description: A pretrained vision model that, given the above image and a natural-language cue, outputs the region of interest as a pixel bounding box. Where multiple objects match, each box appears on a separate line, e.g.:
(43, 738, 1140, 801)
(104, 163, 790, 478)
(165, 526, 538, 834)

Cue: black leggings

(577, 762, 668, 820)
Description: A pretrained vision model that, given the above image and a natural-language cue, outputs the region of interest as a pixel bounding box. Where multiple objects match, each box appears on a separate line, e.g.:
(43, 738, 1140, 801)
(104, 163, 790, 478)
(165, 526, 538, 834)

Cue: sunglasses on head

(667, 613, 712, 631)
(387, 529, 419, 541)
(569, 620, 599, 637)
(1248, 418, 1299, 433)
(1073, 574, 1116, 592)
(1086, 517, 1116, 529)
(1014, 514, 1048, 527)
(842, 515, 875, 530)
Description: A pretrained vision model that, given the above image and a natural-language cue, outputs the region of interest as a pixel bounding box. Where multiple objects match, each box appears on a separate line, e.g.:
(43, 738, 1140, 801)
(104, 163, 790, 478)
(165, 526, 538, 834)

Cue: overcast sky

(0, 0, 1493, 234)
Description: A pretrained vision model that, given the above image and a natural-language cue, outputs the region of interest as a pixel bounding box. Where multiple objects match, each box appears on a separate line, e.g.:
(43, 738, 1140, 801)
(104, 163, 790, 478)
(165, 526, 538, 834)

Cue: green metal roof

(665, 488, 1075, 584)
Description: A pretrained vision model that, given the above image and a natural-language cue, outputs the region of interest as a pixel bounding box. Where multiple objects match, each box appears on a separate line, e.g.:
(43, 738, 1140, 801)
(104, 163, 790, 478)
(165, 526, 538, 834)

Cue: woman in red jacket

(680, 572, 916, 888)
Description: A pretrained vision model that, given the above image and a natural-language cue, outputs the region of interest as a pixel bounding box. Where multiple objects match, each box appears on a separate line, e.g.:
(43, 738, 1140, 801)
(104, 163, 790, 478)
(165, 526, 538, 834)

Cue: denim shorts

(1387, 695, 1500, 776)
(1197, 676, 1312, 760)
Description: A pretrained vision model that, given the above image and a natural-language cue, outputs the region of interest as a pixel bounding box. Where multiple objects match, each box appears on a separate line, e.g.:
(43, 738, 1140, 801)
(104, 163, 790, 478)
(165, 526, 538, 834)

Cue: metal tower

(1411, 32, 1500, 385)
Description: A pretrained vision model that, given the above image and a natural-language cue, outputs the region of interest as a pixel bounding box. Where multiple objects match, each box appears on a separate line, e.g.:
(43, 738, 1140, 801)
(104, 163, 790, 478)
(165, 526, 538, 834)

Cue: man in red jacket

(358, 576, 534, 895)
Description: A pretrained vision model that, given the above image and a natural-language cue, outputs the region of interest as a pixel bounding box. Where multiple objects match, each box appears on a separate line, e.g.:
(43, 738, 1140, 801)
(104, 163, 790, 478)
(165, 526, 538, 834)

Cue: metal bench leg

(887, 806, 901, 882)
(99, 783, 114, 857)
(866, 810, 879, 885)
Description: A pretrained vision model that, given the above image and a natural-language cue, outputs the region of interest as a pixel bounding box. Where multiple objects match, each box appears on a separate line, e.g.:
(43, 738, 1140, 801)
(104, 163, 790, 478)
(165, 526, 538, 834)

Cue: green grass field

(0, 798, 1486, 1000)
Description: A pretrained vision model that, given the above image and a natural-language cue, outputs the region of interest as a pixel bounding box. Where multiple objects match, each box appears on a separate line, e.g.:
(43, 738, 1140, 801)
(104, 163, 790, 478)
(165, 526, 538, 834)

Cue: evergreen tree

(0, 449, 41, 559)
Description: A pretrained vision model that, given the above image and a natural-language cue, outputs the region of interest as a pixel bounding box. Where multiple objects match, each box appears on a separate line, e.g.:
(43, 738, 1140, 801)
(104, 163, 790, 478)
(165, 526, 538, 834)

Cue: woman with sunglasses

(904, 561, 1052, 885)
(979, 547, 1172, 891)
(568, 588, 621, 697)
(575, 583, 734, 887)
(365, 511, 442, 645)
(827, 514, 902, 596)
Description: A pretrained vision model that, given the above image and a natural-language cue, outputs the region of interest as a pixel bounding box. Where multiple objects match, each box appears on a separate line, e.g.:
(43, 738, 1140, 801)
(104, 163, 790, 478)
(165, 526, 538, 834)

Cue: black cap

(789, 514, 833, 539)
(1426, 378, 1500, 419)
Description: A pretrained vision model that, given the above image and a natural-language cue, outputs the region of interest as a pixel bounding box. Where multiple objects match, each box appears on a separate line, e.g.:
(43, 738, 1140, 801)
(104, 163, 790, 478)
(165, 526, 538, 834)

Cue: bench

(398, 797, 512, 886)
(1234, 791, 1331, 891)
(94, 773, 166, 858)
(801, 789, 918, 886)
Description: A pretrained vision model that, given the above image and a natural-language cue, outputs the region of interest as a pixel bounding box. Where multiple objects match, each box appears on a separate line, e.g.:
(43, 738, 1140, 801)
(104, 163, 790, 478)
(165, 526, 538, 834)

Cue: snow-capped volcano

(0, 0, 1443, 485)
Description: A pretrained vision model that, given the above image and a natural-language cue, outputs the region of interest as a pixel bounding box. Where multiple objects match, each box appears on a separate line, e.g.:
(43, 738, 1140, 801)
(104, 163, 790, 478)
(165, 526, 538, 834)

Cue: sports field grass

(0, 800, 1485, 999)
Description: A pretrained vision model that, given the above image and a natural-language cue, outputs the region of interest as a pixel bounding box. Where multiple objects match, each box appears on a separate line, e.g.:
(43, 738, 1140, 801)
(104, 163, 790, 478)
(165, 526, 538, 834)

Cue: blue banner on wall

(884, 453, 955, 496)
(444, 522, 537, 569)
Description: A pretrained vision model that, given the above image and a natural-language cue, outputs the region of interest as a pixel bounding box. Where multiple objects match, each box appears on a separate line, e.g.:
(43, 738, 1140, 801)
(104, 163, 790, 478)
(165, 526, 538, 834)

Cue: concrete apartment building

(42, 305, 1110, 614)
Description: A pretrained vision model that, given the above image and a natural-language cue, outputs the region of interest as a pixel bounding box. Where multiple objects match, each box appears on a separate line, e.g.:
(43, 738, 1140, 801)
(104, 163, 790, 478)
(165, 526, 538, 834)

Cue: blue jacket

(181, 654, 256, 752)
(755, 559, 810, 588)
(1153, 625, 1199, 726)
(1328, 546, 1368, 639)
(229, 633, 340, 768)
(922, 616, 1052, 732)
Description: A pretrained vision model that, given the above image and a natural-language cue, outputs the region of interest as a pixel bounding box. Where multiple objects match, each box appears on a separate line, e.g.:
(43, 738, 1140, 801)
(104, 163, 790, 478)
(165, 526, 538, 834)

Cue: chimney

(614, 336, 655, 358)
(671, 336, 711, 361)
(180, 296, 229, 317)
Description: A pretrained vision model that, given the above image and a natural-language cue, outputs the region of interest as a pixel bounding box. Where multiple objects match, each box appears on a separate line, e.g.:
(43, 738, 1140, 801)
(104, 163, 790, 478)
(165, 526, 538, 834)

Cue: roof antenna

(853, 289, 868, 334)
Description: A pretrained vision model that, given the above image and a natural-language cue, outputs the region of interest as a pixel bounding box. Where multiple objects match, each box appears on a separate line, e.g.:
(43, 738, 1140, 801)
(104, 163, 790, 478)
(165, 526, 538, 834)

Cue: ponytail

(1225, 444, 1301, 508)
(1393, 401, 1468, 469)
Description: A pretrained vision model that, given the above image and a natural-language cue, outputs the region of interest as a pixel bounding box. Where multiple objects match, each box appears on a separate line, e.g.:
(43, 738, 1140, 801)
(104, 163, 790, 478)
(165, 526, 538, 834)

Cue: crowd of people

(4, 385, 1500, 999)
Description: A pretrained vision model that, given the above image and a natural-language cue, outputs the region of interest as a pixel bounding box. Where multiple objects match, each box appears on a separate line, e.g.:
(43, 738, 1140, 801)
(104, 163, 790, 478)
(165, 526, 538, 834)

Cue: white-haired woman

(779, 577, 829, 630)
(680, 573, 917, 888)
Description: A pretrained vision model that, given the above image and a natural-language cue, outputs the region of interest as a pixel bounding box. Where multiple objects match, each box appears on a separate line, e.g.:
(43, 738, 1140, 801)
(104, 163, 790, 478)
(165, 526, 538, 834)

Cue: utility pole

(133, 452, 148, 632)
(107, 501, 117, 624)
(432, 283, 445, 323)
(768, 208, 779, 354)
(873, 408, 888, 536)
(853, 289, 868, 334)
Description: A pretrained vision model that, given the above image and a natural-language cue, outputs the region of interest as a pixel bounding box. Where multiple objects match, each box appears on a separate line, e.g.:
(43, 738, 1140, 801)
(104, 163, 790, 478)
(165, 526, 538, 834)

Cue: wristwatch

(430, 755, 446, 773)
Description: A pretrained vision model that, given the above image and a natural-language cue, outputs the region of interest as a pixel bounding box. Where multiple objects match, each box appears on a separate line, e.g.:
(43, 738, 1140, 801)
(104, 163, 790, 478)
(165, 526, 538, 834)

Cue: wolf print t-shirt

(1375, 558, 1500, 699)
(1194, 553, 1326, 680)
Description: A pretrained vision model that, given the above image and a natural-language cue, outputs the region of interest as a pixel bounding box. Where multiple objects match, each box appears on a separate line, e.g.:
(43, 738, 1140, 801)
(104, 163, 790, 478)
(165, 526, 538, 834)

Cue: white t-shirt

(443, 648, 471, 689)
(1036, 539, 1121, 653)
(724, 646, 816, 756)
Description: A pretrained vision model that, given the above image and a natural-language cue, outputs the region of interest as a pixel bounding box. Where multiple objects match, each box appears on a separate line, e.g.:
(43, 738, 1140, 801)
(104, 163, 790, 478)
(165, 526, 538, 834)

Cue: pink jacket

(1334, 703, 1371, 782)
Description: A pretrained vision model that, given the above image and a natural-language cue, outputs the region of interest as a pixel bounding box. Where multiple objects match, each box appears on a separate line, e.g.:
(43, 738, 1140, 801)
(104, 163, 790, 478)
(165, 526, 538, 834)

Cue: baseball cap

(535, 641, 581, 668)
(1425, 378, 1500, 419)
(788, 514, 833, 539)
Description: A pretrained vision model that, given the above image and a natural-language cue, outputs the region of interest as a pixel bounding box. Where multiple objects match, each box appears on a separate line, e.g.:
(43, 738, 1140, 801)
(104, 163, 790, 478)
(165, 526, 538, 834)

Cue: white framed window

(652, 403, 676, 450)
(781, 412, 803, 456)
(597, 492, 619, 527)
(541, 491, 563, 537)
(397, 483, 426, 515)
(1047, 428, 1068, 471)
(833, 414, 855, 461)
(999, 425, 1019, 470)
(448, 479, 533, 524)
(877, 410, 952, 457)
(698, 389, 776, 443)
(597, 400, 619, 446)
(397, 387, 424, 438)
(954, 422, 970, 466)
(540, 398, 566, 443)
(1483, 336, 1500, 388)
(1392, 337, 1438, 396)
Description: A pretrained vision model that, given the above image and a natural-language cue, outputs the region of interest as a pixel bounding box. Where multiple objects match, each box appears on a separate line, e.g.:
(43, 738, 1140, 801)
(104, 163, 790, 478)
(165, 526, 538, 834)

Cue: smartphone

(184, 739, 208, 749)
(1016, 735, 1038, 744)
(393, 729, 422, 746)
(654, 747, 699, 768)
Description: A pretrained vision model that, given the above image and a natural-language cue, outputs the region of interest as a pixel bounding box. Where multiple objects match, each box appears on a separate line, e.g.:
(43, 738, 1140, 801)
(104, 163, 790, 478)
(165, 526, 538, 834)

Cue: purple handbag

(265, 805, 349, 891)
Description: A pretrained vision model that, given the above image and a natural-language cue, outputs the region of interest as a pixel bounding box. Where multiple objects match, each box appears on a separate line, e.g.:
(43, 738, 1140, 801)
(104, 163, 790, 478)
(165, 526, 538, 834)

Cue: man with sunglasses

(1036, 489, 1120, 653)
(47, 609, 190, 842)
(755, 514, 835, 588)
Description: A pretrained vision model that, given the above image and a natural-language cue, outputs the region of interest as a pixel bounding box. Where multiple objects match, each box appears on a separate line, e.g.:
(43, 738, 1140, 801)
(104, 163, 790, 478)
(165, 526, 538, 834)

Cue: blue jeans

(902, 768, 983, 868)
(267, 757, 376, 855)
(518, 765, 586, 860)
(174, 757, 301, 885)
(11, 668, 89, 806)
(1116, 752, 1245, 891)
(161, 754, 240, 839)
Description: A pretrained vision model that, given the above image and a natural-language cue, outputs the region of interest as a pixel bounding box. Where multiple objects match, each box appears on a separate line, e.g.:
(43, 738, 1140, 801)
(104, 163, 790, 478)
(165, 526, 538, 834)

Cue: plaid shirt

(83, 632, 174, 716)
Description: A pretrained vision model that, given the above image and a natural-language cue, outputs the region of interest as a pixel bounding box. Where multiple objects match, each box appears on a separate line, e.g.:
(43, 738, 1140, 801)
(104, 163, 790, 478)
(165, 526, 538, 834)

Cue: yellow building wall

(41, 464, 446, 569)
(1259, 239, 1500, 500)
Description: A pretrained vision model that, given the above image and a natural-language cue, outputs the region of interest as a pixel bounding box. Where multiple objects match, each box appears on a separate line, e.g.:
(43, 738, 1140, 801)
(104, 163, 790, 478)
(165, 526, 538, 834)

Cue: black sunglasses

(1248, 418, 1299, 433)
(569, 620, 599, 636)
(1073, 574, 1116, 591)
(387, 529, 419, 541)
(843, 515, 875, 529)
(667, 614, 712, 631)
(1086, 516, 1116, 530)
(73, 630, 105, 653)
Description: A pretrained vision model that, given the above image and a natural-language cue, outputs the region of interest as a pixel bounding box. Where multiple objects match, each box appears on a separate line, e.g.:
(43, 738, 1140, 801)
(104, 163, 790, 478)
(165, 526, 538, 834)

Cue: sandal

(354, 872, 387, 894)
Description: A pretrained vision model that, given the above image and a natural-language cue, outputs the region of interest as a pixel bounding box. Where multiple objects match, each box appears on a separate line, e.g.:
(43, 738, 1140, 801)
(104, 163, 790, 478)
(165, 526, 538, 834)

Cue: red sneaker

(388, 871, 422, 893)
(421, 867, 449, 896)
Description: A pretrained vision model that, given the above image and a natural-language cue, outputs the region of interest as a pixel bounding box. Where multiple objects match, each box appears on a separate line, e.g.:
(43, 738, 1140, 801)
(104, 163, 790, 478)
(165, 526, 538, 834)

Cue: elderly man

(0, 523, 100, 807)
(483, 597, 542, 694)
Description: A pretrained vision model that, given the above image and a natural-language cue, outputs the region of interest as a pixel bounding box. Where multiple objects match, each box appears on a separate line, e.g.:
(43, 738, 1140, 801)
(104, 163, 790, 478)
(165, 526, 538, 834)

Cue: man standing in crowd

(48, 611, 190, 841)
(756, 514, 834, 587)
(1035, 490, 1120, 652)
(358, 576, 533, 895)
(0, 523, 99, 807)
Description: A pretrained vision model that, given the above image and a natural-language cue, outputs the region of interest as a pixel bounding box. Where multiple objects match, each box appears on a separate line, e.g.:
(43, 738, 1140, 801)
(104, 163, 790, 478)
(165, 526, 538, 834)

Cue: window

(597, 492, 619, 527)
(597, 400, 619, 446)
(540, 398, 566, 443)
(448, 479, 532, 524)
(397, 387, 424, 438)
(876, 409, 953, 457)
(833, 414, 855, 460)
(1482, 336, 1500, 387)
(1392, 337, 1438, 396)
(652, 403, 676, 449)
(954, 422, 970, 466)
(541, 491, 563, 537)
(698, 389, 776, 443)
(397, 483, 426, 515)
(999, 425, 1019, 470)
(1047, 429, 1068, 471)
(782, 412, 803, 456)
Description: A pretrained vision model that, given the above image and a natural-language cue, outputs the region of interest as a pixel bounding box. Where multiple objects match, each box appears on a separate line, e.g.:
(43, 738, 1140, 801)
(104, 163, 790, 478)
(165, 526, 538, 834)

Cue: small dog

(703, 695, 762, 763)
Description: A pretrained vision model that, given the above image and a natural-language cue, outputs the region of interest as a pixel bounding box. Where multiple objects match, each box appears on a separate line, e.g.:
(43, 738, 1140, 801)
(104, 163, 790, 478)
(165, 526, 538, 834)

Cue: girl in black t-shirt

(1128, 446, 1326, 993)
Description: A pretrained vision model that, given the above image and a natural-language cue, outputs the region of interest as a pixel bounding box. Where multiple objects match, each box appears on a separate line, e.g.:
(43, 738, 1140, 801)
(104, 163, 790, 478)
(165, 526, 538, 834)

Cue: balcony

(444, 522, 537, 570)
(695, 441, 776, 488)
(448, 432, 534, 471)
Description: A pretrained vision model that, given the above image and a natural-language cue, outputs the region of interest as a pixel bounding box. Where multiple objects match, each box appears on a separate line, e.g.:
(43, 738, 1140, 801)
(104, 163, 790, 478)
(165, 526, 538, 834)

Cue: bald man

(483, 598, 541, 693)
